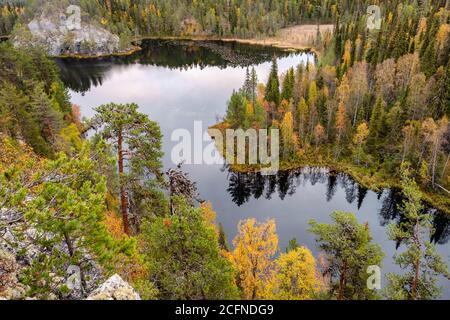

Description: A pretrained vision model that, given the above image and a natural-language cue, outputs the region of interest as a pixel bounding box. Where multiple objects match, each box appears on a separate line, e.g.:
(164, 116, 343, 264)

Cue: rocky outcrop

(13, 5, 122, 56)
(0, 249, 27, 300)
(0, 208, 104, 300)
(87, 275, 141, 300)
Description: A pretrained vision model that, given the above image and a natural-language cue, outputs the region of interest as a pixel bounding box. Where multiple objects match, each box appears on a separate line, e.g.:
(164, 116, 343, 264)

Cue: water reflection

(226, 167, 450, 245)
(56, 39, 300, 93)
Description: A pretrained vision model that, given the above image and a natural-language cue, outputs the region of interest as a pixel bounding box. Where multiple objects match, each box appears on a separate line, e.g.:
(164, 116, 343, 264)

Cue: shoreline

(52, 45, 142, 60)
(3, 24, 331, 60)
(135, 35, 315, 54)
(51, 24, 333, 60)
(229, 161, 450, 215)
(211, 121, 449, 214)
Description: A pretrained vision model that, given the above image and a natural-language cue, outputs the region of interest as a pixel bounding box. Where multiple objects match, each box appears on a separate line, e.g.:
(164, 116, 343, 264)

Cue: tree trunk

(338, 261, 347, 300)
(118, 129, 130, 235)
(431, 138, 439, 187)
(441, 154, 449, 179)
(64, 232, 86, 295)
(411, 216, 421, 300)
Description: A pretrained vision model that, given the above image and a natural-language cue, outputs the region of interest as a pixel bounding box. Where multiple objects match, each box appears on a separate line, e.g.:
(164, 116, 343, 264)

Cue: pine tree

(384, 165, 450, 300)
(309, 212, 384, 300)
(2, 144, 136, 298)
(88, 103, 164, 234)
(141, 196, 239, 299)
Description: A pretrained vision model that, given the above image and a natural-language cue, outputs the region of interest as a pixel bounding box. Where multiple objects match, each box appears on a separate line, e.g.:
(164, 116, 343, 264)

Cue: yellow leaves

(341, 40, 352, 70)
(387, 12, 393, 24)
(57, 123, 83, 154)
(308, 80, 318, 107)
(229, 219, 278, 299)
(335, 102, 348, 142)
(200, 202, 218, 235)
(256, 83, 266, 105)
(281, 112, 294, 140)
(415, 18, 427, 48)
(265, 247, 319, 300)
(0, 136, 43, 177)
(245, 99, 254, 116)
(148, 4, 157, 14)
(353, 122, 369, 146)
(336, 74, 350, 105)
(436, 24, 450, 53)
(103, 212, 149, 284)
(100, 18, 109, 25)
(281, 111, 298, 154)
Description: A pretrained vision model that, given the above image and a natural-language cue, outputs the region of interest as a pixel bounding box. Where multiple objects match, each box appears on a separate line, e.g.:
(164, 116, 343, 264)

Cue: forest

(1, 0, 345, 38)
(222, 0, 450, 213)
(0, 0, 450, 302)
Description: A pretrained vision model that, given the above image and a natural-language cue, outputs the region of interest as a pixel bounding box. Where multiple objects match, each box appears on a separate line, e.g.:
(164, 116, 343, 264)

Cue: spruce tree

(265, 56, 280, 107)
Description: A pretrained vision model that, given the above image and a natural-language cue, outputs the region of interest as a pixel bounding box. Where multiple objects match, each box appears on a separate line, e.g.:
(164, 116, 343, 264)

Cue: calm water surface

(56, 40, 450, 298)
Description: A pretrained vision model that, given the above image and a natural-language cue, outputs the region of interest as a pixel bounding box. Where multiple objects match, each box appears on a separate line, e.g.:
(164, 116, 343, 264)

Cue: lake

(56, 39, 450, 298)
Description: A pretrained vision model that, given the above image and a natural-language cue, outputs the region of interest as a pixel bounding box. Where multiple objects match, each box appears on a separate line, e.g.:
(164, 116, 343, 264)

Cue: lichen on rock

(0, 249, 27, 300)
(87, 274, 141, 300)
(12, 3, 122, 57)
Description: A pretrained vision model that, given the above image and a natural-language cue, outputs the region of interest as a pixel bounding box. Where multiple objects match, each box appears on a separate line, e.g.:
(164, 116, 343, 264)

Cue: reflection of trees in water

(357, 185, 368, 210)
(379, 189, 403, 227)
(379, 188, 450, 245)
(227, 167, 356, 206)
(56, 39, 296, 93)
(56, 59, 109, 93)
(226, 167, 450, 245)
(430, 210, 450, 245)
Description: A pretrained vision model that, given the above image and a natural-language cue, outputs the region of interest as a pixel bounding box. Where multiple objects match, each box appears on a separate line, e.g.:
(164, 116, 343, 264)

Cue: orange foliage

(104, 210, 125, 239)
(70, 104, 84, 132)
(103, 211, 149, 282)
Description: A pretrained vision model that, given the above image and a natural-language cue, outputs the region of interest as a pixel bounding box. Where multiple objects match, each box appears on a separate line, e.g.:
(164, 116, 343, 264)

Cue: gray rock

(0, 249, 27, 300)
(13, 7, 121, 56)
(87, 274, 141, 300)
(0, 208, 104, 300)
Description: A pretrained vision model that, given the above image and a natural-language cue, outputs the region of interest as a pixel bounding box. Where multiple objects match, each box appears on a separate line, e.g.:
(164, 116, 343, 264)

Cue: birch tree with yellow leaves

(229, 219, 278, 299)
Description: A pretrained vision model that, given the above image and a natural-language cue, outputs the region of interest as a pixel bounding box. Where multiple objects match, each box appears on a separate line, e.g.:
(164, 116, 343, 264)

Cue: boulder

(87, 274, 141, 300)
